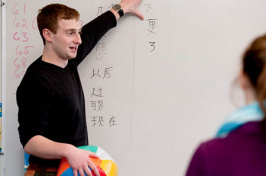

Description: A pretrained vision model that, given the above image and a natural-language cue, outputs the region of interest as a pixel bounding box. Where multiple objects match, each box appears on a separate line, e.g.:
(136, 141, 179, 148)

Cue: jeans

(24, 170, 57, 176)
(24, 163, 58, 176)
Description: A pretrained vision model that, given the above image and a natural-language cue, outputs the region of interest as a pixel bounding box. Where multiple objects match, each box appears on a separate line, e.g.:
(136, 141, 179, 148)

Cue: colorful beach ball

(57, 145, 118, 176)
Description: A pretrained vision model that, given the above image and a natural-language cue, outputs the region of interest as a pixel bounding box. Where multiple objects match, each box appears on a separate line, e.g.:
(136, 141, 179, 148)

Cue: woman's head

(37, 3, 80, 45)
(242, 34, 266, 113)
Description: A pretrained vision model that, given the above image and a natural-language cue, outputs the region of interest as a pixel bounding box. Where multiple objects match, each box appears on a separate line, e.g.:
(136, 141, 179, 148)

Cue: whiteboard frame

(1, 0, 6, 175)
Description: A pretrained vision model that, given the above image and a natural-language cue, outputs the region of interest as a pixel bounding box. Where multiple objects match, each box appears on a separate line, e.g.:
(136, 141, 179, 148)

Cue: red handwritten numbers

(11, 3, 35, 78)
(13, 32, 29, 42)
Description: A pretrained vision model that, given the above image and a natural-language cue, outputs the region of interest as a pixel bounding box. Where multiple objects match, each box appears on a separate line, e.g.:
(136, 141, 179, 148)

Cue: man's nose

(74, 34, 82, 44)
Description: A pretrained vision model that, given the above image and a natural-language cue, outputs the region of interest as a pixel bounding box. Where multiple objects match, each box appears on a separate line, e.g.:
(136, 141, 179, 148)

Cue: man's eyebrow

(65, 28, 82, 32)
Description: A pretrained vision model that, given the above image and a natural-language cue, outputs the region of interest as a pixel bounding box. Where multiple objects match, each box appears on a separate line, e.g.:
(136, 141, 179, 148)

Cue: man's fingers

(78, 168, 87, 176)
(84, 164, 94, 176)
(136, 11, 144, 20)
(88, 159, 100, 176)
(73, 170, 78, 176)
(88, 152, 99, 158)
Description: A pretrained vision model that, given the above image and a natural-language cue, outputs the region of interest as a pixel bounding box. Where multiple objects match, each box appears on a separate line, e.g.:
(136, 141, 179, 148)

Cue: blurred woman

(186, 34, 266, 176)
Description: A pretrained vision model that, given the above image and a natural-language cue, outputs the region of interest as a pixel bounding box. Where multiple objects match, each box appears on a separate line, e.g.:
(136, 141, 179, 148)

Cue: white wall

(2, 0, 266, 175)
(0, 1, 3, 175)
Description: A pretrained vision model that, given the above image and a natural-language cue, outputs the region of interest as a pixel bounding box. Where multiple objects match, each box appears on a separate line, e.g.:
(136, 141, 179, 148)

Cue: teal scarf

(216, 101, 264, 137)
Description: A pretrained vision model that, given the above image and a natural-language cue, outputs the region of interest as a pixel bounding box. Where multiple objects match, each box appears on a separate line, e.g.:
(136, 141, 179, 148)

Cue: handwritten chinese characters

(145, 3, 158, 53)
(89, 4, 118, 128)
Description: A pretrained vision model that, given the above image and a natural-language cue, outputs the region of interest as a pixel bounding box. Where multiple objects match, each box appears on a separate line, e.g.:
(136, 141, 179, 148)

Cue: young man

(16, 1, 143, 176)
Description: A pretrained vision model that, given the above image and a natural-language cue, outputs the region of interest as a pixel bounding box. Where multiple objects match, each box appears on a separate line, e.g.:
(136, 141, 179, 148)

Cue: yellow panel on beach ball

(100, 160, 118, 176)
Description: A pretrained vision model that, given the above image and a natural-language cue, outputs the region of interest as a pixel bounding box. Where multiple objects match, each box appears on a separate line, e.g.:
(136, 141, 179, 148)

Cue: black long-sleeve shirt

(16, 11, 116, 167)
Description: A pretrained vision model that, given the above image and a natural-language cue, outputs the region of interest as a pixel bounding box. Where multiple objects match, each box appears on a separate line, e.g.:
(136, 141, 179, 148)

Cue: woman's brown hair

(242, 34, 266, 122)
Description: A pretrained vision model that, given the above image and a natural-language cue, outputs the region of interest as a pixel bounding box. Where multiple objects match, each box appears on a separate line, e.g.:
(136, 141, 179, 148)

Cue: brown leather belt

(27, 163, 58, 172)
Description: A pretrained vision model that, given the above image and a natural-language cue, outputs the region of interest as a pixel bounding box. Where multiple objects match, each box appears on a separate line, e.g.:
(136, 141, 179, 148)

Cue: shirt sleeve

(17, 76, 53, 147)
(73, 11, 117, 66)
(185, 144, 208, 176)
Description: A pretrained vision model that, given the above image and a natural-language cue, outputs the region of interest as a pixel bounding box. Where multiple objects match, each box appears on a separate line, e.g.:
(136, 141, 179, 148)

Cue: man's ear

(42, 28, 53, 43)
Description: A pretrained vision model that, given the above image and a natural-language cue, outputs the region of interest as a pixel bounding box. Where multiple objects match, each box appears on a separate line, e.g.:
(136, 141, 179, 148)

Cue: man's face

(51, 19, 82, 60)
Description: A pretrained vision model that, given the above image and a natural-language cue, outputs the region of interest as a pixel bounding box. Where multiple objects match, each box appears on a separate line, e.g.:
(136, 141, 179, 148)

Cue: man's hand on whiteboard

(120, 0, 144, 20)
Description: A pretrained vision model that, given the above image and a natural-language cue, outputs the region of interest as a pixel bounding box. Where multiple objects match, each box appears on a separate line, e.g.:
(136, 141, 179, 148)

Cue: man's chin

(68, 54, 77, 59)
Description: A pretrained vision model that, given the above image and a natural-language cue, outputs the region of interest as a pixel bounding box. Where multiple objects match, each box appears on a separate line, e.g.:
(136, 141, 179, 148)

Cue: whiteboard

(2, 0, 266, 175)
